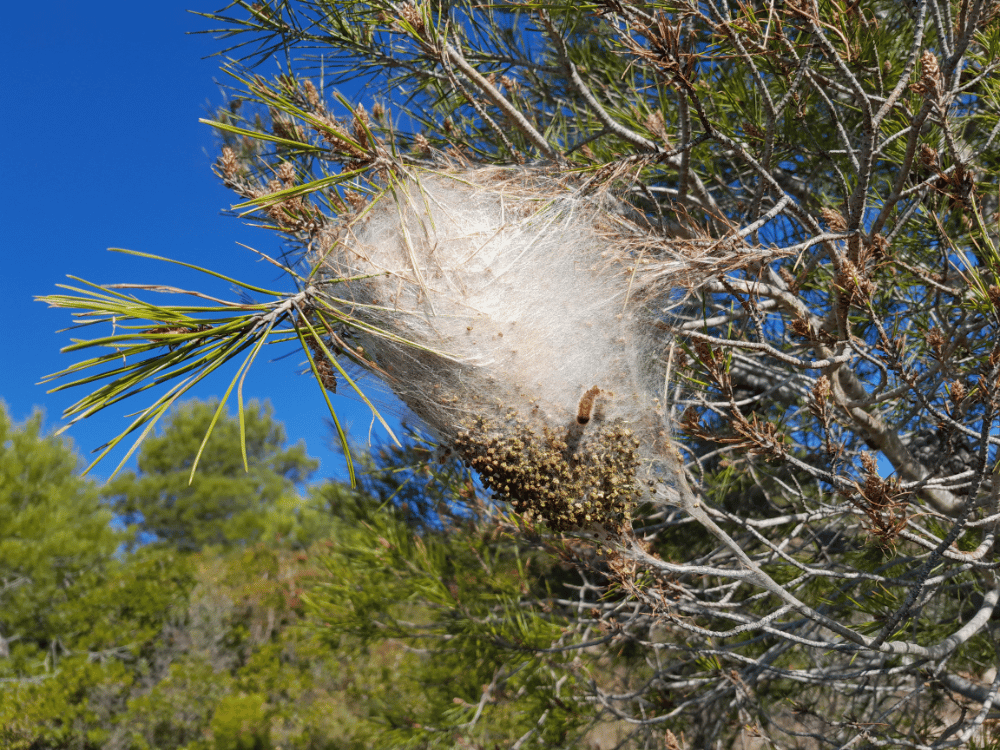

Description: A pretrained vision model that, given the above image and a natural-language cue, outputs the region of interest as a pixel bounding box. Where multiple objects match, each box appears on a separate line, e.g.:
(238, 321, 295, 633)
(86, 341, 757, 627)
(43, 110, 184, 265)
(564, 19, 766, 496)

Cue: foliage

(0, 408, 635, 749)
(113, 546, 358, 750)
(303, 448, 647, 748)
(36, 0, 1000, 746)
(0, 404, 346, 750)
(0, 402, 120, 668)
(103, 399, 321, 551)
(0, 405, 193, 748)
(0, 437, 352, 750)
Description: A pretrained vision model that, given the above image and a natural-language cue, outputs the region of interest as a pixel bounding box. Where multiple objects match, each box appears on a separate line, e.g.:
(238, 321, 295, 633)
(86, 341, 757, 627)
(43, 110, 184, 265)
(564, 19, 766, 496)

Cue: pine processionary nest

(314, 167, 727, 534)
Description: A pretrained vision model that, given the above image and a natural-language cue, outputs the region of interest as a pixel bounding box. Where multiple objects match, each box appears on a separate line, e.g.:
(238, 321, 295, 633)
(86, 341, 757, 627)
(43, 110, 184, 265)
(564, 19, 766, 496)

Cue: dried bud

(315, 113, 367, 159)
(837, 258, 875, 303)
(860, 451, 878, 476)
(694, 341, 717, 368)
(743, 121, 765, 140)
(778, 265, 799, 292)
(307, 336, 337, 393)
(951, 379, 966, 405)
(791, 317, 813, 340)
(813, 375, 831, 401)
(344, 189, 368, 212)
(680, 406, 700, 434)
(869, 233, 889, 258)
(352, 105, 371, 149)
(398, 2, 426, 37)
(271, 116, 301, 143)
(912, 50, 941, 97)
(924, 326, 945, 359)
(853, 450, 909, 546)
(809, 376, 831, 424)
(412, 132, 431, 156)
(921, 50, 940, 81)
(276, 161, 297, 186)
(919, 143, 939, 168)
(302, 79, 320, 109)
(218, 146, 239, 181)
(821, 207, 848, 233)
(989, 284, 1000, 312)
(646, 109, 669, 144)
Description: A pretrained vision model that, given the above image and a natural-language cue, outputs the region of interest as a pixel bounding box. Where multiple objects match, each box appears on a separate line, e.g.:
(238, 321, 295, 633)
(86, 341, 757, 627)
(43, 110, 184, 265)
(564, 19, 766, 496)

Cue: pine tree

(39, 0, 1000, 745)
(0, 405, 192, 749)
(104, 399, 319, 550)
(0, 404, 118, 663)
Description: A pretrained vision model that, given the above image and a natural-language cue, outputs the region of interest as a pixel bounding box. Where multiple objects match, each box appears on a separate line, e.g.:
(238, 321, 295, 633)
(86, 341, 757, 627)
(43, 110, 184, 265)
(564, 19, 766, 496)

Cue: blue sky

(0, 2, 391, 483)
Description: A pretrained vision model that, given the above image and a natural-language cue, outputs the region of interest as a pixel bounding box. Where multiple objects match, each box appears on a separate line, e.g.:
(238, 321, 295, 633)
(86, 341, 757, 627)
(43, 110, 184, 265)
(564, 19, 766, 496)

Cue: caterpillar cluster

(453, 412, 640, 535)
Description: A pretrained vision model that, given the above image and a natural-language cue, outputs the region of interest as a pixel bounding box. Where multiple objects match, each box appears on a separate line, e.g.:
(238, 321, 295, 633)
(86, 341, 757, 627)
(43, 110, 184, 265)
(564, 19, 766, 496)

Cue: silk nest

(314, 167, 745, 534)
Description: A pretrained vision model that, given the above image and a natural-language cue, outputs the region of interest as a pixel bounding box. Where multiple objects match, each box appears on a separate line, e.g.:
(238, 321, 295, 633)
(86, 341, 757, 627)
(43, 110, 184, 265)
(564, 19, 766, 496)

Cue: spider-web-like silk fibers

(318, 168, 678, 530)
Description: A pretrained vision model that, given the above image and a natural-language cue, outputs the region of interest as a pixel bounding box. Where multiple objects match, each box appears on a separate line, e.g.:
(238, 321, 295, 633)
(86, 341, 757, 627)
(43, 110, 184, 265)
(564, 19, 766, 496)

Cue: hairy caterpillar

(577, 386, 601, 425)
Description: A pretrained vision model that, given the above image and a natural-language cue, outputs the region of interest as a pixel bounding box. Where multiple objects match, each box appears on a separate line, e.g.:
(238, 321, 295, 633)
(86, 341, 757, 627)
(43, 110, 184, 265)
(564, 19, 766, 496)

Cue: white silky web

(315, 167, 692, 533)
